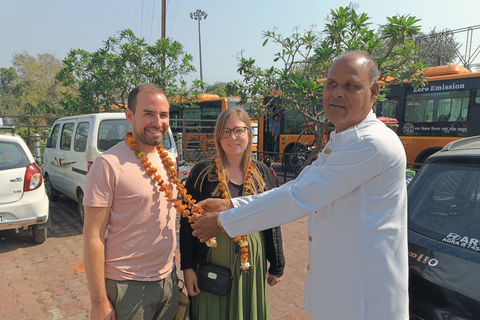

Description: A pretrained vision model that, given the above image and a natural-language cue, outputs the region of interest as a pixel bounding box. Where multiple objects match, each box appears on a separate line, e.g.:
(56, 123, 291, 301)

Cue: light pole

(190, 9, 207, 89)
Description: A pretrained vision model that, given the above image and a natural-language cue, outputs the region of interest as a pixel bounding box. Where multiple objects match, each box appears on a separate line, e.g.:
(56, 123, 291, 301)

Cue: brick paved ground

(0, 196, 314, 320)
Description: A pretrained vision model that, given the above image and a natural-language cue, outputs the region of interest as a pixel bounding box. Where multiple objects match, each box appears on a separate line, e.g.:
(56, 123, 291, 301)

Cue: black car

(408, 136, 480, 320)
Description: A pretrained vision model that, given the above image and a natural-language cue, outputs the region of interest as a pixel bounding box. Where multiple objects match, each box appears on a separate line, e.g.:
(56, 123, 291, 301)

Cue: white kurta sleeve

(221, 135, 385, 237)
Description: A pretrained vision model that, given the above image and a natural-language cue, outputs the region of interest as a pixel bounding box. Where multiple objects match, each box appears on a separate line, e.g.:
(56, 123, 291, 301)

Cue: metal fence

(170, 118, 217, 164)
(1, 115, 304, 181)
(0, 115, 58, 161)
(254, 150, 298, 184)
(171, 119, 303, 182)
(0, 115, 57, 144)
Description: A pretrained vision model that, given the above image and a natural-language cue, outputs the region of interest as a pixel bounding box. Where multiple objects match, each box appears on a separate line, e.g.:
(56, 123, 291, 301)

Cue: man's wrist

(216, 214, 225, 233)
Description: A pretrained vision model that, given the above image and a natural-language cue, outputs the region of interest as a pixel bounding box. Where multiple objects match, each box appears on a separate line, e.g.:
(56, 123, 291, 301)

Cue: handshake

(190, 198, 233, 242)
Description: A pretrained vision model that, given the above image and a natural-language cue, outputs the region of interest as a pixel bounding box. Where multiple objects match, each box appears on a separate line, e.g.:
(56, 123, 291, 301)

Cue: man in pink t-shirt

(83, 83, 179, 320)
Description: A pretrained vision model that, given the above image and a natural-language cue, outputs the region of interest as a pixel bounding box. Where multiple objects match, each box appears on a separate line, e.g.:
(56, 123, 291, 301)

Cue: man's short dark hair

(128, 83, 166, 113)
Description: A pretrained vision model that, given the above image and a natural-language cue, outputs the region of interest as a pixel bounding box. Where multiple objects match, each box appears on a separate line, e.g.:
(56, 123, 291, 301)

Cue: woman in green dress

(180, 107, 285, 320)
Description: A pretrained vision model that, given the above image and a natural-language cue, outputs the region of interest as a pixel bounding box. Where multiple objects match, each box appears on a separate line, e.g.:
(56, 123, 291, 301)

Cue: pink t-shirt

(84, 141, 178, 281)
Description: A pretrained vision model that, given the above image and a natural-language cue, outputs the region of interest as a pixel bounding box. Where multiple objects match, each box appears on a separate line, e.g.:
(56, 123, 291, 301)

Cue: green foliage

(227, 5, 426, 164)
(0, 67, 21, 115)
(0, 53, 65, 117)
(205, 82, 228, 96)
(56, 29, 202, 115)
(416, 28, 459, 66)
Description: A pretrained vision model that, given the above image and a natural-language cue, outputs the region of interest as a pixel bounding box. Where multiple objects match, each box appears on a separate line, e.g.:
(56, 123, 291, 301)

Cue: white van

(43, 113, 178, 223)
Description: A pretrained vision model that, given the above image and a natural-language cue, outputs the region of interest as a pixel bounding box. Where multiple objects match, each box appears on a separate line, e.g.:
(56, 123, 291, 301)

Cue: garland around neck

(215, 155, 253, 271)
(125, 132, 251, 271)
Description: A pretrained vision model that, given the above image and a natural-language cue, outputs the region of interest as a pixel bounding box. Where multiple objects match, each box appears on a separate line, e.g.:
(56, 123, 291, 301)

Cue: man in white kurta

(192, 51, 408, 320)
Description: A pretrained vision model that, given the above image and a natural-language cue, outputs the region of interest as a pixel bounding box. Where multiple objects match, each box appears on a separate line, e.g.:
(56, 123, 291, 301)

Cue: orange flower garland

(215, 155, 253, 271)
(125, 132, 209, 237)
(125, 131, 254, 271)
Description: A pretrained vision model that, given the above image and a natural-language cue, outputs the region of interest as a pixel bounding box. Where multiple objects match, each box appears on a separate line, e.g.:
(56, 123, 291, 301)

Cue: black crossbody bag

(197, 244, 239, 296)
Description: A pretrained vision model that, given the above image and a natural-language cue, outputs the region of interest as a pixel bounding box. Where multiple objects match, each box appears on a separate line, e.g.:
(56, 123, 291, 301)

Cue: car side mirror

(46, 137, 52, 148)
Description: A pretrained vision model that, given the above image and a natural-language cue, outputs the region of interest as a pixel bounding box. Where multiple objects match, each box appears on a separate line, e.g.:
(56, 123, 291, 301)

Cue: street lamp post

(190, 9, 207, 89)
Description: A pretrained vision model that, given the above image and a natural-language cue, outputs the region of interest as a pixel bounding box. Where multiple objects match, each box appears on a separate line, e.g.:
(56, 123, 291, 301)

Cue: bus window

(170, 109, 181, 131)
(202, 101, 222, 118)
(437, 91, 469, 122)
(283, 111, 305, 134)
(405, 95, 434, 122)
(183, 107, 201, 126)
(405, 91, 469, 122)
(378, 101, 397, 118)
(227, 100, 240, 109)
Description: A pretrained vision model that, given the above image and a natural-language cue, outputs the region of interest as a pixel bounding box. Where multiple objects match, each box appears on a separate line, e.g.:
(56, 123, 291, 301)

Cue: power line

(140, 0, 144, 38)
(149, 0, 156, 43)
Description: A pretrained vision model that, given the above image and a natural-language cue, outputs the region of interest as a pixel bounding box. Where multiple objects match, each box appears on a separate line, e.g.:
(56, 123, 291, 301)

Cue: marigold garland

(215, 155, 253, 271)
(125, 132, 209, 237)
(125, 131, 253, 271)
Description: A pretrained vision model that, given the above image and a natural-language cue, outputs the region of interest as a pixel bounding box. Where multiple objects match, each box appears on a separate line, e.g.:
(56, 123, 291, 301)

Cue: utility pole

(162, 0, 166, 39)
(161, 0, 166, 74)
(190, 9, 207, 91)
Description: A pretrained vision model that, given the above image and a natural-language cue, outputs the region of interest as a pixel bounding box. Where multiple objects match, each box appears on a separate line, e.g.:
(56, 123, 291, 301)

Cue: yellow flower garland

(215, 155, 253, 271)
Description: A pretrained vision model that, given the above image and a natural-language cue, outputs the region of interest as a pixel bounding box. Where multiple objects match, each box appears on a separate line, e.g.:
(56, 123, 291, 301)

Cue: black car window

(409, 163, 480, 253)
(48, 124, 60, 149)
(74, 122, 90, 152)
(61, 123, 74, 150)
(0, 141, 30, 170)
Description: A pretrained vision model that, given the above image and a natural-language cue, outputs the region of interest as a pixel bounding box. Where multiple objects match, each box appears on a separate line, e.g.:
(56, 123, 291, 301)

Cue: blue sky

(1, 0, 479, 85)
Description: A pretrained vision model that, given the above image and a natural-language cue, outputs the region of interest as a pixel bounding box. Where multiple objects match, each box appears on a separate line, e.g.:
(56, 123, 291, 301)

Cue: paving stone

(0, 195, 315, 319)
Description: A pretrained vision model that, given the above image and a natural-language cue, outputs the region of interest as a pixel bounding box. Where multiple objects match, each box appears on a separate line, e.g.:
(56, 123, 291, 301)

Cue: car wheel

(32, 225, 47, 243)
(77, 193, 85, 225)
(45, 176, 60, 201)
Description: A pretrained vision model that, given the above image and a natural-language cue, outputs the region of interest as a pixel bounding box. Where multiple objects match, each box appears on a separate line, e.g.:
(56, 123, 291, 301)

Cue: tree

(56, 29, 202, 115)
(226, 5, 426, 165)
(0, 53, 64, 118)
(13, 52, 65, 117)
(416, 28, 459, 66)
(204, 82, 227, 96)
(0, 67, 21, 115)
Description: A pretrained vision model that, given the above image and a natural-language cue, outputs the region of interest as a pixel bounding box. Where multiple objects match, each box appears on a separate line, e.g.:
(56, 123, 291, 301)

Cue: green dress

(191, 183, 270, 320)
(191, 232, 270, 320)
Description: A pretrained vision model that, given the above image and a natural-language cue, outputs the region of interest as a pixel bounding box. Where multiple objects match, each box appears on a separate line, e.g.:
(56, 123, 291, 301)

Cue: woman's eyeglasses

(222, 127, 248, 139)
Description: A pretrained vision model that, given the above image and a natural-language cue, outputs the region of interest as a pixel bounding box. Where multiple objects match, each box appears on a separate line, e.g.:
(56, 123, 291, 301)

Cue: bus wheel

(285, 145, 306, 173)
(414, 148, 441, 170)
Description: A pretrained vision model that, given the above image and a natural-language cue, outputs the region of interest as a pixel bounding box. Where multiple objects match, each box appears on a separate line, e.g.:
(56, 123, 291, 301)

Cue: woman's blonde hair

(194, 107, 266, 196)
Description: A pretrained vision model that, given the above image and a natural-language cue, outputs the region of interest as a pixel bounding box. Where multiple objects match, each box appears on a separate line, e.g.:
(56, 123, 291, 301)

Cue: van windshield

(98, 120, 132, 151)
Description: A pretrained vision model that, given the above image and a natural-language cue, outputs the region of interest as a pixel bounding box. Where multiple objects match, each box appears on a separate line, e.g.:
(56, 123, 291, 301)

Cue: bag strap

(230, 243, 240, 279)
(206, 242, 240, 279)
(177, 278, 185, 291)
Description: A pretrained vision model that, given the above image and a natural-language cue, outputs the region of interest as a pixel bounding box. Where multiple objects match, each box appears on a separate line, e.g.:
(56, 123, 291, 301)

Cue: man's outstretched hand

(191, 211, 222, 242)
(197, 198, 233, 214)
(191, 198, 233, 242)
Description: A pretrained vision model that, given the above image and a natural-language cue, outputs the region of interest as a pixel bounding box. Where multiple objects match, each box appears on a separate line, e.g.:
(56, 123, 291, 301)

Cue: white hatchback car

(0, 118, 49, 243)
